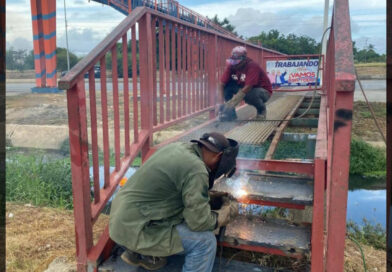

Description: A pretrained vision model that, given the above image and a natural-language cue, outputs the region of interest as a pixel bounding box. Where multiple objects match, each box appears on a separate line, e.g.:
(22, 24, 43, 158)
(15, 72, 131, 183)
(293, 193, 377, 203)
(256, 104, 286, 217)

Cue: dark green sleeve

(181, 173, 217, 232)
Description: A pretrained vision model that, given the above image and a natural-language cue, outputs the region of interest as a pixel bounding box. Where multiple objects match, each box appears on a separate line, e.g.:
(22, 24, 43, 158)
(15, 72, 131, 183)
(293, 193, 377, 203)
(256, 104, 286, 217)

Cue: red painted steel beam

(131, 25, 139, 142)
(87, 226, 114, 269)
(325, 0, 356, 270)
(111, 46, 121, 171)
(122, 34, 130, 155)
(135, 13, 154, 161)
(67, 80, 93, 272)
(237, 158, 314, 177)
(315, 95, 328, 161)
(311, 159, 326, 271)
(311, 94, 327, 272)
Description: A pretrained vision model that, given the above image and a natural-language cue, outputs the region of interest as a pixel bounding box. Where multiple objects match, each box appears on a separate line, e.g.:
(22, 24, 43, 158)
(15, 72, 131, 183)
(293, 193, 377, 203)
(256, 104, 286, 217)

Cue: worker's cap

(191, 132, 230, 153)
(226, 46, 247, 66)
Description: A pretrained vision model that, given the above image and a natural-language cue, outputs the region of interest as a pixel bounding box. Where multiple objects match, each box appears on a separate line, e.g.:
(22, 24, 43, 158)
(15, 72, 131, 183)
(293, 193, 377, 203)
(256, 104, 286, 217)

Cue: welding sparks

(235, 188, 248, 198)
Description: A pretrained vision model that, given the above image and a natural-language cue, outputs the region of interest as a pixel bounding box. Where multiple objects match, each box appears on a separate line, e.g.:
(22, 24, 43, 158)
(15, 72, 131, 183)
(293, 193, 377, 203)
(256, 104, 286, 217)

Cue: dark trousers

(224, 80, 270, 114)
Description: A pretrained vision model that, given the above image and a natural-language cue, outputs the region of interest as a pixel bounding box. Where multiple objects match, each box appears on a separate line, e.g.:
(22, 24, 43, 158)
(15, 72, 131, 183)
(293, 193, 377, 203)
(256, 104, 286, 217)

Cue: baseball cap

(226, 46, 247, 66)
(191, 132, 230, 153)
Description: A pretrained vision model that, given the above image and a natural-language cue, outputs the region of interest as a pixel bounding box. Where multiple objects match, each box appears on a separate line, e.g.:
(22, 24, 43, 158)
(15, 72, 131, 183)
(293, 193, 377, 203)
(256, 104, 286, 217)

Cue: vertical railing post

(66, 79, 93, 272)
(139, 13, 154, 161)
(207, 34, 217, 119)
(325, 0, 356, 270)
(311, 95, 327, 272)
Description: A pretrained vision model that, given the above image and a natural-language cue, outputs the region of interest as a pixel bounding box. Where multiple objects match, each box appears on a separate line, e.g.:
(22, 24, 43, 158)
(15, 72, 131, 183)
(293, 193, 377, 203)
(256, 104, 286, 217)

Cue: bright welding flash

(237, 188, 248, 198)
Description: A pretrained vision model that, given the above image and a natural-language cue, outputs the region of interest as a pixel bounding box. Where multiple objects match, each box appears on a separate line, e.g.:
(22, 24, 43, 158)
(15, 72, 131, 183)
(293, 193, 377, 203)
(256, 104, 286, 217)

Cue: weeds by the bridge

(350, 138, 386, 178)
(347, 219, 386, 250)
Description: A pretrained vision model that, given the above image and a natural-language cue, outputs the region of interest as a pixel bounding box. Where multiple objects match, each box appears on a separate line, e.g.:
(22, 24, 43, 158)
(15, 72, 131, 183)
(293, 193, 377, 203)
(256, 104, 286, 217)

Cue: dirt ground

(352, 101, 386, 143)
(6, 92, 208, 131)
(354, 63, 386, 79)
(5, 203, 386, 272)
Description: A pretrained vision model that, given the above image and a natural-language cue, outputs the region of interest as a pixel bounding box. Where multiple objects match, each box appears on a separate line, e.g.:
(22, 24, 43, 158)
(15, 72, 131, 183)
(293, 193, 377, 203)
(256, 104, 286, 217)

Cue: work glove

(214, 200, 239, 228)
(226, 90, 246, 109)
(209, 191, 229, 210)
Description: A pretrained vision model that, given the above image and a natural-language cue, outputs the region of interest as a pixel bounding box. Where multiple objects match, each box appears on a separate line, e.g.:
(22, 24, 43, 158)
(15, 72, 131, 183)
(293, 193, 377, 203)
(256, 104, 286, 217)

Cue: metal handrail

(59, 7, 147, 90)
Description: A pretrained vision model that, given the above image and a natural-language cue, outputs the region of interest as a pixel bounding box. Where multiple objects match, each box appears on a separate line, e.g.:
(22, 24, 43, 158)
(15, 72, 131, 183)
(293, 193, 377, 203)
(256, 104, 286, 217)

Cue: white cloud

(226, 8, 325, 40)
(6, 0, 386, 55)
(57, 28, 104, 56)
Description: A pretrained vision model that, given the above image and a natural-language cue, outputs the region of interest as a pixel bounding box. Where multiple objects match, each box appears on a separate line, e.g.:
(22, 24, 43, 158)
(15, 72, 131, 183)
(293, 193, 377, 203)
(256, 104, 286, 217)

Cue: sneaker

(254, 113, 266, 121)
(121, 250, 167, 271)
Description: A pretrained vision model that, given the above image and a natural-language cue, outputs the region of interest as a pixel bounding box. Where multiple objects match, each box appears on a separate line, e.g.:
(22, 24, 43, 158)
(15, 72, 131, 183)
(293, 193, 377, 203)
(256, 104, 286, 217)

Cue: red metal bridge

(57, 0, 355, 271)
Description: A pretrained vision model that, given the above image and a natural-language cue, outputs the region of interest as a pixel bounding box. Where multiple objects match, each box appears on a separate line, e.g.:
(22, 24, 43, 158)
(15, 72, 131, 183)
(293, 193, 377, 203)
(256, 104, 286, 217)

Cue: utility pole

(321, 0, 329, 56)
(63, 0, 70, 71)
(365, 38, 369, 63)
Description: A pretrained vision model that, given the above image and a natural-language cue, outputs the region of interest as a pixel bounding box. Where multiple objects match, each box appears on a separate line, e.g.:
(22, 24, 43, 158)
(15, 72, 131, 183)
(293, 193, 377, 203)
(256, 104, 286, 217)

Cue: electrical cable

(347, 235, 368, 272)
(291, 26, 331, 120)
(354, 69, 386, 144)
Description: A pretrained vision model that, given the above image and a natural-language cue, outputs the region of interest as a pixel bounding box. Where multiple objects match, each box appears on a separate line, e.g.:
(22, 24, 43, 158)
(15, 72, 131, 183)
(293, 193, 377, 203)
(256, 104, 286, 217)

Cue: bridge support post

(139, 13, 154, 161)
(325, 1, 356, 270)
(30, 0, 59, 93)
(207, 34, 217, 119)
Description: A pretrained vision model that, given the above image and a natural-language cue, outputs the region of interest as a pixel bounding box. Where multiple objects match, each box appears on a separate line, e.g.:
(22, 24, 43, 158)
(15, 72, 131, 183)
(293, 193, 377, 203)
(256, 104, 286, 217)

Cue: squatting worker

(109, 132, 239, 271)
(218, 46, 273, 121)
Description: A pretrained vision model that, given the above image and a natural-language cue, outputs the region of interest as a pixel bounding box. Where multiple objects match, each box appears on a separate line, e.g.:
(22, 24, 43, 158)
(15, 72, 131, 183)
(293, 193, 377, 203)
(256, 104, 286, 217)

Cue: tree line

(6, 47, 80, 72)
(6, 17, 385, 72)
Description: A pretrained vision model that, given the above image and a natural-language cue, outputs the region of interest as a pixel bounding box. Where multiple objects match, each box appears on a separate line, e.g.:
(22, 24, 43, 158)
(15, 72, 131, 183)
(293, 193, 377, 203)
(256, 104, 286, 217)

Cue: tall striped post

(30, 0, 46, 87)
(30, 0, 58, 91)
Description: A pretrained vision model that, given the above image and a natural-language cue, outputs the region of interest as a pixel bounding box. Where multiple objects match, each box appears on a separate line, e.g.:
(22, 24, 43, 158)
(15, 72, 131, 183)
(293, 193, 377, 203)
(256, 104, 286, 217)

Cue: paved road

(6, 79, 386, 102)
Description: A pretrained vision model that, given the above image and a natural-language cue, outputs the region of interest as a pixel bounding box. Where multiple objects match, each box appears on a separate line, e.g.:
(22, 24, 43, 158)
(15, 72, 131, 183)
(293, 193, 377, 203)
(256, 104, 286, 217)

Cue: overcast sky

(6, 0, 386, 56)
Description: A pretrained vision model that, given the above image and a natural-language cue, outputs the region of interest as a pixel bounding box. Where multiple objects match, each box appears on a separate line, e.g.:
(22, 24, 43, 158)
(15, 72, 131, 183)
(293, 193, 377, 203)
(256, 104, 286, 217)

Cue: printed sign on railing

(266, 59, 320, 87)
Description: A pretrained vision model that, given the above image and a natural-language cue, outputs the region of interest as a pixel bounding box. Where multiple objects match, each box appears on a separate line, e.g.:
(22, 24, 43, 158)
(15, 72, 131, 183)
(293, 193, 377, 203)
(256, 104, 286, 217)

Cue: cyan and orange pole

(30, 0, 58, 92)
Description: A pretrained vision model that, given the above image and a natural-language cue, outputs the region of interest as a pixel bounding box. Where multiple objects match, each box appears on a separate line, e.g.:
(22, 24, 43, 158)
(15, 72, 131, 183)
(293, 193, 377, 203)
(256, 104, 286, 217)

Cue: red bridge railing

(324, 0, 356, 270)
(59, 0, 355, 270)
(59, 6, 282, 271)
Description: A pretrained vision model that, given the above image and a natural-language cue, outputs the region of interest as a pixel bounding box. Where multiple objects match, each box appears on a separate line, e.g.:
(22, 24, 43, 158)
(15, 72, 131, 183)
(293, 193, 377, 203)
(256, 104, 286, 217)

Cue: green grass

(6, 153, 73, 209)
(350, 138, 386, 178)
(6, 147, 141, 209)
(347, 219, 386, 250)
(355, 62, 385, 67)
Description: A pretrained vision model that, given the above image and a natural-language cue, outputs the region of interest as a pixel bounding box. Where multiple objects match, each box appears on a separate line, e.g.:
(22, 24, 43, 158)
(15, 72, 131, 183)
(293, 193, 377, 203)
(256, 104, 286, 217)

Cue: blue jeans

(175, 223, 217, 272)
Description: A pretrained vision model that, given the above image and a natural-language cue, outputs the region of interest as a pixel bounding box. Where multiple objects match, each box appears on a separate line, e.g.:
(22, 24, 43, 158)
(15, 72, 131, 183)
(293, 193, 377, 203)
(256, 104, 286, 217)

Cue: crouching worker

(109, 132, 239, 271)
(218, 46, 272, 121)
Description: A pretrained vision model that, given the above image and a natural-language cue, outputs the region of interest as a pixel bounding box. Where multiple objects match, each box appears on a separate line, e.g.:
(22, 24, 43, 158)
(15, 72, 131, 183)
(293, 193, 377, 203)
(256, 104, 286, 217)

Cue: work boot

(121, 250, 167, 271)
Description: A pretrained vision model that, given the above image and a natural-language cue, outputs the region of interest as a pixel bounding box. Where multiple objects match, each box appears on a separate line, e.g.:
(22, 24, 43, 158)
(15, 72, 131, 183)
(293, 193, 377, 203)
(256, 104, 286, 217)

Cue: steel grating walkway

(175, 94, 301, 145)
(225, 95, 302, 145)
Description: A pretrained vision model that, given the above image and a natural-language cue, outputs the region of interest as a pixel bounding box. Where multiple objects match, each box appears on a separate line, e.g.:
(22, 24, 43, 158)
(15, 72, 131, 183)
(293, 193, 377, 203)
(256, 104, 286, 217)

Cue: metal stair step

(212, 174, 314, 207)
(223, 215, 311, 258)
(98, 249, 279, 271)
